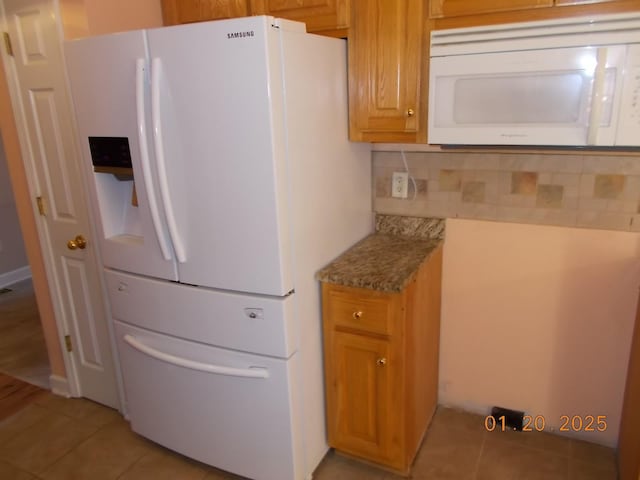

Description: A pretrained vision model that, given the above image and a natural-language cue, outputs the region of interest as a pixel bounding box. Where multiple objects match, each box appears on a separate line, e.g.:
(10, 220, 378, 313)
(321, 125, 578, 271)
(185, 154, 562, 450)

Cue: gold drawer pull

(376, 358, 387, 367)
(352, 311, 363, 320)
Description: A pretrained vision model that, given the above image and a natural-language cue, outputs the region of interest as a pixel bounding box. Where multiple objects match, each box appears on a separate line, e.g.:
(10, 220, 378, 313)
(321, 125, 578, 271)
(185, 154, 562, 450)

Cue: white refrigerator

(64, 16, 371, 480)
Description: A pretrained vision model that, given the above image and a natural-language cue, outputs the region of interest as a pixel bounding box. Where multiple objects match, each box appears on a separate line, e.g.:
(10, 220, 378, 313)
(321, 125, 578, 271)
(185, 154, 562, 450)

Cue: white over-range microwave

(428, 12, 640, 147)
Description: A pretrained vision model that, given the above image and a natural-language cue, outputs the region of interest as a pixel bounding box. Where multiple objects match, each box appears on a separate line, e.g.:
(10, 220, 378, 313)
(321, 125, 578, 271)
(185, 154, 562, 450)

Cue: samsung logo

(227, 31, 254, 39)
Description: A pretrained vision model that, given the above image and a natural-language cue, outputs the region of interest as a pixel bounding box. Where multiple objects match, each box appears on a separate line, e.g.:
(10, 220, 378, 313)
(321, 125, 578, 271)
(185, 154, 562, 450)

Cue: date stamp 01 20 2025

(484, 414, 608, 433)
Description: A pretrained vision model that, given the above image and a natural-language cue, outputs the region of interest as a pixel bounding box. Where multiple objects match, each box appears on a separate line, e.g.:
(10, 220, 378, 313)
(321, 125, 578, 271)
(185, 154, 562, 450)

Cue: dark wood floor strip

(0, 373, 45, 421)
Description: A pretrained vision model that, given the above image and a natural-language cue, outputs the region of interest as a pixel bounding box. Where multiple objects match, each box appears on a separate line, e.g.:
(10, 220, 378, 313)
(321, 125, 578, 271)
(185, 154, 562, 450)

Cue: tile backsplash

(373, 150, 640, 232)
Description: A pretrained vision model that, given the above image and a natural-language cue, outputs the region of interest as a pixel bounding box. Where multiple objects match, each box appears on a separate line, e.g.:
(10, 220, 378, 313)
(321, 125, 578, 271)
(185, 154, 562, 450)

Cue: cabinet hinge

(64, 334, 73, 352)
(36, 196, 45, 216)
(3, 32, 13, 57)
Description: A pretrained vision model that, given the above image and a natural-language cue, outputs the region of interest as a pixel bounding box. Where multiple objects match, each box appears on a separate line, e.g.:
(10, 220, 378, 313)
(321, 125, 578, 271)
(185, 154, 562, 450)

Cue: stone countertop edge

(315, 233, 443, 293)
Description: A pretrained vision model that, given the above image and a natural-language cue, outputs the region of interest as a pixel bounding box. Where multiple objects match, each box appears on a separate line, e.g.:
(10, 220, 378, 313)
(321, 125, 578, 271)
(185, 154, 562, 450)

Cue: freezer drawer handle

(123, 334, 269, 379)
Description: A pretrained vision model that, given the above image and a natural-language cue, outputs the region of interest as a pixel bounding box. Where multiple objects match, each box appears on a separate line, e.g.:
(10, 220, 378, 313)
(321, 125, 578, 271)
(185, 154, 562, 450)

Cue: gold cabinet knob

(376, 358, 387, 367)
(352, 311, 363, 320)
(406, 108, 415, 117)
(67, 235, 87, 250)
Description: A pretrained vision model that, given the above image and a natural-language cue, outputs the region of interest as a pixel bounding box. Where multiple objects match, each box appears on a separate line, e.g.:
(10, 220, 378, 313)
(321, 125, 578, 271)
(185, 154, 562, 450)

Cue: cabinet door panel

(349, 0, 423, 140)
(162, 0, 249, 25)
(555, 0, 623, 4)
(250, 0, 348, 33)
(325, 332, 402, 463)
(429, 0, 552, 18)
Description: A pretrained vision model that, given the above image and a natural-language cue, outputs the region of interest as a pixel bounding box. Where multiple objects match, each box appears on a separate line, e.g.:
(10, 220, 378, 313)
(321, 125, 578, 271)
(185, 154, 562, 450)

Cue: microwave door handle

(151, 57, 186, 263)
(136, 59, 172, 261)
(587, 48, 608, 146)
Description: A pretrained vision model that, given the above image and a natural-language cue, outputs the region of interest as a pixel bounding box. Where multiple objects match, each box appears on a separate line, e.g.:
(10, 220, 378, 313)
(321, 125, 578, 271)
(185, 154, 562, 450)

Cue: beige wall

(0, 137, 28, 279)
(440, 218, 640, 447)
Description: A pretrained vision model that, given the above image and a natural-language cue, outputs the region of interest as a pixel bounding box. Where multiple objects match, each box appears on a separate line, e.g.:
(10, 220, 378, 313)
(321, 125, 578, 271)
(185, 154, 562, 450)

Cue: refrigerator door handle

(151, 57, 186, 263)
(136, 59, 173, 261)
(123, 334, 270, 379)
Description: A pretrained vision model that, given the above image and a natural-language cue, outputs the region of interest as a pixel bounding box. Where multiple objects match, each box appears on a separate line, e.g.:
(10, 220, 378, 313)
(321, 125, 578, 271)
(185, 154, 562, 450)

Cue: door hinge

(36, 196, 45, 216)
(64, 334, 73, 352)
(3, 32, 13, 57)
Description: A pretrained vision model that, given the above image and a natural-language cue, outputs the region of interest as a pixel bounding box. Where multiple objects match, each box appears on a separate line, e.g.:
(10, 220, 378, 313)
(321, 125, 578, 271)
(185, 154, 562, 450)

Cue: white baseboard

(0, 265, 32, 288)
(49, 374, 71, 398)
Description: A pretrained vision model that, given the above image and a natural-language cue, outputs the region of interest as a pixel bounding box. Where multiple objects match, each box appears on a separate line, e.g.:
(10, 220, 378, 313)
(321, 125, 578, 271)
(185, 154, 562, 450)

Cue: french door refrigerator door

(65, 31, 177, 281)
(146, 17, 295, 296)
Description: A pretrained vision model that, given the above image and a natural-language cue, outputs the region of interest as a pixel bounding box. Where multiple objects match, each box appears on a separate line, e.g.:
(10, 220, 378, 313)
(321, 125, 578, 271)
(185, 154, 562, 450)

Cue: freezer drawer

(105, 268, 297, 358)
(115, 321, 303, 480)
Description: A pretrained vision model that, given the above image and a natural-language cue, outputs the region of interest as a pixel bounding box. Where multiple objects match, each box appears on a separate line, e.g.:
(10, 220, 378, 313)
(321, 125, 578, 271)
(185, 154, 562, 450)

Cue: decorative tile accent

(372, 150, 640, 232)
(511, 172, 538, 195)
(408, 178, 428, 198)
(594, 174, 626, 199)
(536, 185, 564, 209)
(462, 181, 486, 203)
(375, 177, 390, 198)
(439, 170, 462, 192)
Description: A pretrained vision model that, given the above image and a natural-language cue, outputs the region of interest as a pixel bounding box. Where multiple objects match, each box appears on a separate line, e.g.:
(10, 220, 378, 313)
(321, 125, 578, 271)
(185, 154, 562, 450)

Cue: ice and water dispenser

(88, 137, 142, 239)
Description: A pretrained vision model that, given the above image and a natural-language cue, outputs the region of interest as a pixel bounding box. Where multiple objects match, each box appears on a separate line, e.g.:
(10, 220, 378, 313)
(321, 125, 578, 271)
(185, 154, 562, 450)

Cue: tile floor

(0, 393, 617, 480)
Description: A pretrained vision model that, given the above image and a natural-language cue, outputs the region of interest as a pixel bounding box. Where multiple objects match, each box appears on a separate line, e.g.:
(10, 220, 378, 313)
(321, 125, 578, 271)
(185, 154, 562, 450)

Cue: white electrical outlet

(391, 171, 409, 199)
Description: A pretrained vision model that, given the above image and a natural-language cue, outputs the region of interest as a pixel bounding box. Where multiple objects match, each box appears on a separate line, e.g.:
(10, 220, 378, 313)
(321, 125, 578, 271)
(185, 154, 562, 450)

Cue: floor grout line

(471, 429, 487, 479)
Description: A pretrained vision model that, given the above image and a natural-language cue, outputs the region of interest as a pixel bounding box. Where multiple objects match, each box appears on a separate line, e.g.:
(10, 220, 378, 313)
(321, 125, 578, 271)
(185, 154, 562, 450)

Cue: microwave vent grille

(431, 12, 640, 57)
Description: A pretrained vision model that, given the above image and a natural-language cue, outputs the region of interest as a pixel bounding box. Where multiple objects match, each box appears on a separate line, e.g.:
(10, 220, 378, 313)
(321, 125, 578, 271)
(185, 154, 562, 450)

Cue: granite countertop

(316, 215, 444, 293)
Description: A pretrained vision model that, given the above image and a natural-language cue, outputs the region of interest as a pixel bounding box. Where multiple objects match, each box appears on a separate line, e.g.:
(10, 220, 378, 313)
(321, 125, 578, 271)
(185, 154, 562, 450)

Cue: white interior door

(1, 0, 119, 408)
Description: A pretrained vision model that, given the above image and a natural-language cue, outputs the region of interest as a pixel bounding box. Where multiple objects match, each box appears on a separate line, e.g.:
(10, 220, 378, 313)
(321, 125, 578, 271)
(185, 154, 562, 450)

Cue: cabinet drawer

(325, 288, 394, 336)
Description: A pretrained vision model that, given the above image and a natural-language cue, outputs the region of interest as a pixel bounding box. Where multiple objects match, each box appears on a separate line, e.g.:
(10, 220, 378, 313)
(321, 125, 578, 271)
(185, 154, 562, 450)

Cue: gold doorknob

(376, 358, 387, 367)
(67, 235, 87, 250)
(406, 108, 415, 117)
(352, 311, 363, 320)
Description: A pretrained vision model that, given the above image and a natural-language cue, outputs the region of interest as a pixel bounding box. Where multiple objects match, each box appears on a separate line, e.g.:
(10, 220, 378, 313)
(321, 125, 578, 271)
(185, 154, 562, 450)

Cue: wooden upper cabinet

(431, 0, 639, 28)
(161, 0, 349, 35)
(348, 0, 426, 143)
(161, 0, 249, 25)
(429, 0, 552, 18)
(250, 0, 349, 36)
(555, 0, 628, 4)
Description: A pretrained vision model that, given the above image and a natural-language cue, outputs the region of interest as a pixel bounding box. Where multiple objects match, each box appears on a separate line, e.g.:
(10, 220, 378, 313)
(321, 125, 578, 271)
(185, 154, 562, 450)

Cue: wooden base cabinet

(322, 244, 443, 474)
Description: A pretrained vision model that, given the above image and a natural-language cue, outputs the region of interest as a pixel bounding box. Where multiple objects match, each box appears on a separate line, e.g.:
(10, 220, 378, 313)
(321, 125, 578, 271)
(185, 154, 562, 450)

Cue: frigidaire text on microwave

(428, 12, 640, 147)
